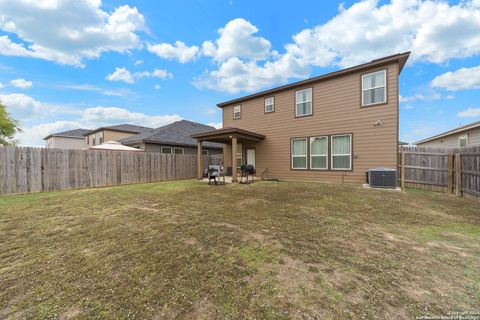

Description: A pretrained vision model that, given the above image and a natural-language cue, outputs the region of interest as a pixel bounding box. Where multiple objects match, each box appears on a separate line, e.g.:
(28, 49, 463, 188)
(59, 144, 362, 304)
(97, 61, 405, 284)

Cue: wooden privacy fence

(0, 146, 210, 195)
(399, 146, 480, 199)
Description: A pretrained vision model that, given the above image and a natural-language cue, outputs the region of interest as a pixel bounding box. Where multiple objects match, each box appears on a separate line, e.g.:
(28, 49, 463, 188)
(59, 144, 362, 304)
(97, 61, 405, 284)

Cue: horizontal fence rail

(399, 146, 480, 200)
(0, 146, 211, 195)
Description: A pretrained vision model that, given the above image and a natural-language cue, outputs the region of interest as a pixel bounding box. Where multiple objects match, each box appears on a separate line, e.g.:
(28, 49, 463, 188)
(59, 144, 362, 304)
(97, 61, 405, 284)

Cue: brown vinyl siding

(222, 62, 399, 183)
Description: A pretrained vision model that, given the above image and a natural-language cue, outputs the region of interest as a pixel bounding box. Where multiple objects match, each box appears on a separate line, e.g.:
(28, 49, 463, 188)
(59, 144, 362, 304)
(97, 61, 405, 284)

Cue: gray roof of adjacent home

(84, 124, 153, 135)
(119, 120, 223, 149)
(414, 120, 480, 145)
(44, 128, 91, 140)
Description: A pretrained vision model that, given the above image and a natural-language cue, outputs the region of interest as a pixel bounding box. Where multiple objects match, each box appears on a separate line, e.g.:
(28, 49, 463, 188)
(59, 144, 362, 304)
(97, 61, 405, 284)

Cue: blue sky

(0, 0, 479, 146)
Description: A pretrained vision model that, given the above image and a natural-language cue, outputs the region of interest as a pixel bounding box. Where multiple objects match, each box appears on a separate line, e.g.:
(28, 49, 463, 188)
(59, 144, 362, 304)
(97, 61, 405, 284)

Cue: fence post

(447, 154, 453, 194)
(455, 153, 461, 197)
(400, 151, 405, 189)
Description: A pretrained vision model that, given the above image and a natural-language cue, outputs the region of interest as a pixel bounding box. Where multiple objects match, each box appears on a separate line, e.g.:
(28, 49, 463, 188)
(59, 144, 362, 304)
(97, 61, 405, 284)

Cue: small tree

(0, 102, 21, 146)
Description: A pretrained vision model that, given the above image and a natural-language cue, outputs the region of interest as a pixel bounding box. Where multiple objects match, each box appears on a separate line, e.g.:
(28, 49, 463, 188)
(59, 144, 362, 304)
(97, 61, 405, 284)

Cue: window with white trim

(331, 134, 352, 170)
(233, 105, 241, 119)
(291, 138, 307, 169)
(99, 131, 104, 144)
(459, 134, 468, 147)
(362, 70, 386, 106)
(161, 146, 172, 154)
(295, 88, 312, 117)
(174, 147, 184, 154)
(236, 143, 243, 168)
(92, 135, 96, 146)
(264, 97, 275, 113)
(310, 136, 328, 170)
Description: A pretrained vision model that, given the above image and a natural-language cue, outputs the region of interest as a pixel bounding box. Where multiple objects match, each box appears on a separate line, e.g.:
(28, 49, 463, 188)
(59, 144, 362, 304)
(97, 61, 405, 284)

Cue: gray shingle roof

(84, 124, 153, 135)
(44, 128, 91, 140)
(119, 120, 223, 149)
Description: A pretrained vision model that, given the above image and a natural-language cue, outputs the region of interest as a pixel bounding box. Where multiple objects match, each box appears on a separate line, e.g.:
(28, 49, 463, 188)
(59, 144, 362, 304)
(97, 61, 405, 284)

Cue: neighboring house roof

(44, 128, 91, 140)
(415, 120, 480, 145)
(398, 141, 409, 145)
(120, 120, 223, 149)
(84, 124, 153, 135)
(217, 52, 411, 107)
(87, 141, 143, 152)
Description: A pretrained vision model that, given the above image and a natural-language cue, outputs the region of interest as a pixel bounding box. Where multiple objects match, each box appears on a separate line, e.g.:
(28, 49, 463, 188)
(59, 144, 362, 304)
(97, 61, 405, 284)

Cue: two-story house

(84, 124, 152, 148)
(193, 52, 410, 183)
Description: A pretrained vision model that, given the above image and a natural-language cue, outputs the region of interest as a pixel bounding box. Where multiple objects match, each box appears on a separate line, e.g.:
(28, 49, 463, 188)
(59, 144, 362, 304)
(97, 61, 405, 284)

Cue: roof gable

(120, 120, 223, 149)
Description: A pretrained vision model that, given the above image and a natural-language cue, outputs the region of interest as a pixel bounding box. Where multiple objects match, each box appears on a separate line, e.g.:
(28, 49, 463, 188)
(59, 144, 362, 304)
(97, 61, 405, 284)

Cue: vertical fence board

(0, 147, 204, 195)
(399, 146, 479, 199)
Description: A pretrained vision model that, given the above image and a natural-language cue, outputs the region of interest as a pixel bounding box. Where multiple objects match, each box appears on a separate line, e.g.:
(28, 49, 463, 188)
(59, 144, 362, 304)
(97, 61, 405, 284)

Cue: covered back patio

(192, 127, 265, 182)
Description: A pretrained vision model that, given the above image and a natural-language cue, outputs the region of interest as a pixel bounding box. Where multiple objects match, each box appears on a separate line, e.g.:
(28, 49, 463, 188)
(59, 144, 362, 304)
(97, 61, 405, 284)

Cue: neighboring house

(415, 120, 480, 148)
(84, 124, 152, 148)
(193, 52, 410, 183)
(119, 120, 223, 155)
(44, 128, 90, 149)
(398, 141, 409, 147)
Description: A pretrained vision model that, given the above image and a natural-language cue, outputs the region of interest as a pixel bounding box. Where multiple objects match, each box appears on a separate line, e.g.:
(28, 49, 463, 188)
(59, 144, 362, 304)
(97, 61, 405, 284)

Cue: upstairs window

(291, 138, 307, 169)
(92, 136, 96, 146)
(264, 97, 275, 113)
(310, 136, 328, 170)
(331, 134, 352, 170)
(362, 70, 386, 106)
(233, 105, 241, 119)
(459, 134, 468, 147)
(295, 88, 312, 117)
(174, 147, 184, 154)
(99, 131, 104, 144)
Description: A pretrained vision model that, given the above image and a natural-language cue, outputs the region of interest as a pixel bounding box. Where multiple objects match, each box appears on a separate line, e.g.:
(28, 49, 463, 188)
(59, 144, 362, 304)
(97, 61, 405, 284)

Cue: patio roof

(191, 127, 265, 144)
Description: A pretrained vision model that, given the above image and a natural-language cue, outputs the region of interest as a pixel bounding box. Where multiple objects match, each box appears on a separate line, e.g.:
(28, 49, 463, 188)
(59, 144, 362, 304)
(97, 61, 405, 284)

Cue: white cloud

(194, 54, 308, 94)
(431, 66, 480, 91)
(17, 120, 85, 147)
(458, 107, 480, 118)
(0, 1, 145, 67)
(202, 18, 271, 62)
(106, 67, 134, 84)
(10, 78, 33, 89)
(0, 82, 3, 89)
(57, 83, 132, 97)
(136, 69, 173, 79)
(134, 59, 144, 66)
(405, 104, 414, 110)
(399, 90, 453, 103)
(148, 41, 199, 63)
(154, 84, 161, 90)
(106, 67, 172, 84)
(0, 93, 78, 120)
(0, 93, 183, 146)
(207, 122, 222, 129)
(196, 1, 480, 93)
(81, 107, 181, 128)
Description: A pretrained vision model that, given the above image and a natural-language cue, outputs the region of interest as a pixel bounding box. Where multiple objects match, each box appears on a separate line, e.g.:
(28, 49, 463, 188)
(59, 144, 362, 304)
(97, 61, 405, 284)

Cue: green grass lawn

(1, 180, 479, 319)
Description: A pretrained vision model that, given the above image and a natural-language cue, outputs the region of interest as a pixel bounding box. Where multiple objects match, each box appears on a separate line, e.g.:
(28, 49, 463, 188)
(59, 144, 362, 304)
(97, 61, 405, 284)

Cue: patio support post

(197, 140, 203, 179)
(231, 136, 238, 182)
